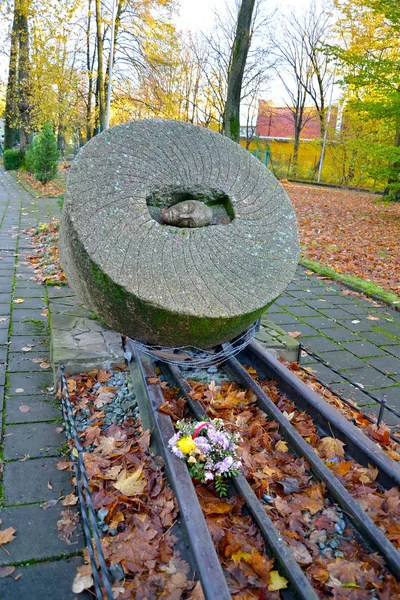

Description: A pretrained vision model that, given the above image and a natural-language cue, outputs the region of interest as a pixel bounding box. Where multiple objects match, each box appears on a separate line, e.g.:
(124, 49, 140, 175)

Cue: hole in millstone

(146, 185, 234, 228)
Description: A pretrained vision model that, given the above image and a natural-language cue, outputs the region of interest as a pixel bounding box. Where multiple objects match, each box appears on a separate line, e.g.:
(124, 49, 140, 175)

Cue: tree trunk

(86, 0, 94, 141)
(223, 0, 256, 142)
(4, 1, 19, 150)
(384, 128, 400, 201)
(104, 0, 124, 105)
(17, 2, 31, 154)
(95, 0, 105, 132)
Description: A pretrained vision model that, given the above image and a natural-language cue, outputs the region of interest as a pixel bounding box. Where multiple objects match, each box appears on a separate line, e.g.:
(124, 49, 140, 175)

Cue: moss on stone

(63, 220, 271, 347)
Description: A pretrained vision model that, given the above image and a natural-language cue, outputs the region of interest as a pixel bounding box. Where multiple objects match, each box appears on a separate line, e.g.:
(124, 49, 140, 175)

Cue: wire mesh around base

(128, 319, 259, 367)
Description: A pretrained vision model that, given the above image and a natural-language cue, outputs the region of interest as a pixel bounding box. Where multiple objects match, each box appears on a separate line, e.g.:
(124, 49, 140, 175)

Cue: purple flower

(215, 456, 234, 474)
(168, 432, 184, 458)
(207, 428, 230, 450)
(194, 438, 211, 454)
(204, 471, 214, 481)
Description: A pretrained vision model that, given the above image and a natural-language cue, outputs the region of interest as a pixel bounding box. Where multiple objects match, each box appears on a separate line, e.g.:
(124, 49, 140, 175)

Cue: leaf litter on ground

(284, 183, 400, 295)
(61, 368, 201, 599)
(160, 372, 400, 596)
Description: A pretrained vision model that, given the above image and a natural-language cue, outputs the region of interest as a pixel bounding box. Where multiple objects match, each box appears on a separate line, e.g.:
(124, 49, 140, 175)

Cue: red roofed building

(256, 101, 338, 140)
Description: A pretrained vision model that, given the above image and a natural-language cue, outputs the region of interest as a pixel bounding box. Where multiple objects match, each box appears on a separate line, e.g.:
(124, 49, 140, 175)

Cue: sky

(175, 0, 340, 109)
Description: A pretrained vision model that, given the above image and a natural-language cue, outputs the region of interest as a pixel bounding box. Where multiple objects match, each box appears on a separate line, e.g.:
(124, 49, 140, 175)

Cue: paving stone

(286, 290, 317, 299)
(0, 293, 12, 303)
(12, 319, 49, 336)
(12, 308, 47, 322)
(0, 345, 7, 363)
(0, 303, 11, 314)
(301, 316, 340, 329)
(47, 286, 74, 299)
(4, 422, 63, 459)
(365, 404, 400, 427)
(13, 279, 39, 289)
(377, 322, 400, 339)
(340, 319, 376, 332)
(299, 336, 342, 353)
(12, 296, 46, 310)
(51, 313, 124, 375)
(14, 286, 46, 298)
(347, 366, 396, 390)
(8, 371, 53, 395)
(288, 322, 319, 337)
(264, 313, 302, 326)
(340, 341, 386, 358)
(369, 386, 400, 408)
(300, 362, 346, 384)
(318, 350, 366, 371)
(367, 355, 400, 376)
(383, 345, 400, 358)
(0, 557, 90, 600)
(274, 296, 300, 307)
(330, 382, 373, 407)
(317, 307, 354, 320)
(7, 351, 51, 372)
(6, 395, 60, 424)
(303, 299, 336, 310)
(0, 284, 12, 294)
(9, 335, 50, 352)
(361, 330, 400, 346)
(285, 306, 322, 318)
(4, 457, 71, 505)
(0, 504, 83, 565)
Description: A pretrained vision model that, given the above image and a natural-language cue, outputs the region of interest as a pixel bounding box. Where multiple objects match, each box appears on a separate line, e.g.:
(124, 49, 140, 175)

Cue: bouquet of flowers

(168, 418, 242, 496)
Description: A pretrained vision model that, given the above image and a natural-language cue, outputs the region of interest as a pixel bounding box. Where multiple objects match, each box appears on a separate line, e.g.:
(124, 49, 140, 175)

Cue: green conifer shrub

(3, 149, 22, 170)
(34, 123, 59, 184)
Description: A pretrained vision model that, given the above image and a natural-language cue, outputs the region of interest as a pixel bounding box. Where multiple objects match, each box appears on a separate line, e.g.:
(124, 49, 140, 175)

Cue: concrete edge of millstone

(49, 297, 126, 383)
(256, 317, 300, 363)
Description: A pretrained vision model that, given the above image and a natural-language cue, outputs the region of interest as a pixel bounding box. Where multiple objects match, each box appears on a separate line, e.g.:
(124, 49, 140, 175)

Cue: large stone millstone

(60, 119, 299, 348)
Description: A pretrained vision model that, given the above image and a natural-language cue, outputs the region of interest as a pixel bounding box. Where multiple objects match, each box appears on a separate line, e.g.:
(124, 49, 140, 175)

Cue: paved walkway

(265, 268, 400, 426)
(0, 170, 83, 599)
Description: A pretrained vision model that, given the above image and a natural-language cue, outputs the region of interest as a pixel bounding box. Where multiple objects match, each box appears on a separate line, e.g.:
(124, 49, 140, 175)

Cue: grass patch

(300, 257, 400, 310)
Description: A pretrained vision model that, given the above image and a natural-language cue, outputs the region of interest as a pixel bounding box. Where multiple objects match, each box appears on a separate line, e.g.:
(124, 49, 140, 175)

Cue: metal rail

(223, 344, 400, 579)
(125, 339, 400, 596)
(241, 341, 400, 489)
(59, 367, 114, 600)
(165, 363, 318, 600)
(127, 342, 232, 600)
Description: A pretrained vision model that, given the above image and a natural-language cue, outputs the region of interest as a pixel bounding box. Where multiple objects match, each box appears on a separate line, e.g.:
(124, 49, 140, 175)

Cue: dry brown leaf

(41, 499, 59, 510)
(113, 467, 147, 497)
(14, 299, 24, 304)
(72, 572, 94, 594)
(366, 315, 380, 321)
(15, 388, 24, 393)
(61, 493, 78, 506)
(318, 436, 345, 459)
(56, 460, 73, 471)
(19, 405, 30, 413)
(0, 567, 15, 578)
(40, 362, 50, 369)
(275, 441, 288, 452)
(268, 571, 288, 591)
(147, 376, 160, 384)
(287, 331, 302, 338)
(47, 481, 53, 489)
(0, 528, 16, 545)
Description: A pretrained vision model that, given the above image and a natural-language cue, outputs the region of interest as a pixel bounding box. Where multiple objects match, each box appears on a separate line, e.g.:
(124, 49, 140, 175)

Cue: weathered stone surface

(60, 119, 299, 347)
(50, 312, 125, 376)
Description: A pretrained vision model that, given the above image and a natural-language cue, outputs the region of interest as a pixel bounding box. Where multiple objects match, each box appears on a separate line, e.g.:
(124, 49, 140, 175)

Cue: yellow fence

(240, 138, 382, 190)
